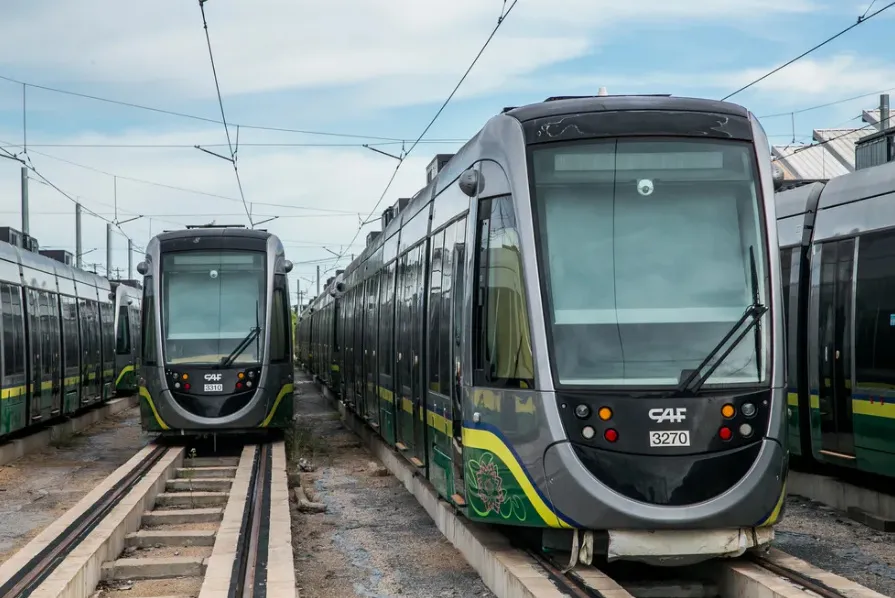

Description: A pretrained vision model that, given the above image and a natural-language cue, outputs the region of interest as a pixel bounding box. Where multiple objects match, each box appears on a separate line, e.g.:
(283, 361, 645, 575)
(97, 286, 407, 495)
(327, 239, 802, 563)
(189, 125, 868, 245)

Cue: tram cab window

(854, 230, 895, 390)
(472, 195, 534, 388)
(529, 138, 769, 388)
(270, 275, 289, 363)
(117, 305, 131, 354)
(142, 277, 158, 365)
(161, 251, 266, 365)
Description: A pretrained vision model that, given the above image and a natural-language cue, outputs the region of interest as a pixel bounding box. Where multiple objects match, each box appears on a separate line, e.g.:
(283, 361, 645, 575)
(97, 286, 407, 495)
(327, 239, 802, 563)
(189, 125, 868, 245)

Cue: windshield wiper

(220, 326, 261, 368)
(674, 246, 767, 396)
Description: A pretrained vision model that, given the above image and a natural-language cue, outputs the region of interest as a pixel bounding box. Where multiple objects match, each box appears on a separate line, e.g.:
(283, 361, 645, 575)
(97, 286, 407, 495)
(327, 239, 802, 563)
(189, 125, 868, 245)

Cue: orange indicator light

(598, 407, 612, 421)
(721, 404, 735, 418)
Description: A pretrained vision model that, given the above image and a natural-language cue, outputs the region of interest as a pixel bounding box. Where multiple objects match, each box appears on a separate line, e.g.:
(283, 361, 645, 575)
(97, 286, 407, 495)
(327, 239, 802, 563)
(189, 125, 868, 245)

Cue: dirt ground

(289, 377, 494, 598)
(774, 495, 895, 596)
(0, 407, 151, 564)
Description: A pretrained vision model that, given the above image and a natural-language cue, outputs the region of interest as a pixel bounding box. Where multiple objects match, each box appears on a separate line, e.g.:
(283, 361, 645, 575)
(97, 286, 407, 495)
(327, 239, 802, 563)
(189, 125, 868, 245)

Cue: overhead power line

(773, 117, 876, 161)
(722, 1, 895, 101)
(759, 86, 895, 119)
(0, 142, 140, 246)
(2, 142, 358, 214)
(330, 0, 522, 274)
(0, 73, 466, 144)
(0, 140, 466, 149)
(196, 0, 251, 227)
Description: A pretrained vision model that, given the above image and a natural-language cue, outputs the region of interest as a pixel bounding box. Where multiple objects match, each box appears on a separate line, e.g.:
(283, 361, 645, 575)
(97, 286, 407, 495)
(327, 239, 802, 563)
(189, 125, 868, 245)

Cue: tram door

(816, 239, 856, 458)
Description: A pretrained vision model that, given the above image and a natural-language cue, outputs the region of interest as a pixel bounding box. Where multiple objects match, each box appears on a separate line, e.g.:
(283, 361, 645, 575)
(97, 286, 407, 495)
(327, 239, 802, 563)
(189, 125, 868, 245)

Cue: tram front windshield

(530, 137, 770, 389)
(161, 250, 266, 365)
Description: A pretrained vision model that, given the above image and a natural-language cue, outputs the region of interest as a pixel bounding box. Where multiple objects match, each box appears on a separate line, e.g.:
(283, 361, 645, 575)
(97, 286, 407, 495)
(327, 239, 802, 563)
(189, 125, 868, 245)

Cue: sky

(0, 0, 893, 306)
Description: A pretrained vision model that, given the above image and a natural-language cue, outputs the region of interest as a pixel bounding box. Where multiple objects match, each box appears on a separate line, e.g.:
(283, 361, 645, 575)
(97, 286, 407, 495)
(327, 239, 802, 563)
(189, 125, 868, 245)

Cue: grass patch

(286, 417, 331, 467)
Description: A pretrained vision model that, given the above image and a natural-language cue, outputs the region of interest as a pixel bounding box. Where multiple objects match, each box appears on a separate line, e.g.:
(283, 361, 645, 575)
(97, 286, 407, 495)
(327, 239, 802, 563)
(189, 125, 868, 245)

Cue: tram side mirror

(108, 292, 115, 300)
(772, 164, 785, 191)
(458, 168, 482, 197)
(284, 260, 294, 273)
(335, 282, 346, 294)
(136, 261, 149, 275)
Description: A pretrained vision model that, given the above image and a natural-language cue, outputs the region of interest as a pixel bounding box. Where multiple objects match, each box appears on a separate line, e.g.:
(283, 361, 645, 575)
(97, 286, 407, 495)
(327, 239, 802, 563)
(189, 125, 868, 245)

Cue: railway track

(304, 371, 888, 598)
(524, 546, 886, 598)
(0, 441, 295, 598)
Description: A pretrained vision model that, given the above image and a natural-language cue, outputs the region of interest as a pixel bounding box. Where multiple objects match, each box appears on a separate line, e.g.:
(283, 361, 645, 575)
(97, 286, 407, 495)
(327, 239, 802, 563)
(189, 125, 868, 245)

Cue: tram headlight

(574, 404, 590, 419)
(739, 423, 753, 437)
(581, 425, 595, 439)
(741, 402, 756, 418)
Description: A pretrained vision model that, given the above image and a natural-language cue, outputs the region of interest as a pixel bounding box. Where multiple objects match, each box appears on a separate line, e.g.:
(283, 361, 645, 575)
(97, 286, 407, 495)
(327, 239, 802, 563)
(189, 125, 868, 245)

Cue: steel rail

(748, 553, 850, 598)
(0, 444, 169, 598)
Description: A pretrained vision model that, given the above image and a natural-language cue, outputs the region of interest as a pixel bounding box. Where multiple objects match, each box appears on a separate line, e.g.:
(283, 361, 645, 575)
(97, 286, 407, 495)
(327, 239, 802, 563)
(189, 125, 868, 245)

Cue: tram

(299, 94, 789, 565)
(111, 280, 142, 396)
(777, 160, 895, 478)
(0, 239, 117, 439)
(136, 225, 295, 435)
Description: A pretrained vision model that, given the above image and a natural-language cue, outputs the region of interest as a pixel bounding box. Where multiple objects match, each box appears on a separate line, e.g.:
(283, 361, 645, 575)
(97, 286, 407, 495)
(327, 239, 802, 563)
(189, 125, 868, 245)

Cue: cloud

(0, 0, 819, 108)
(0, 125, 441, 291)
(554, 54, 895, 108)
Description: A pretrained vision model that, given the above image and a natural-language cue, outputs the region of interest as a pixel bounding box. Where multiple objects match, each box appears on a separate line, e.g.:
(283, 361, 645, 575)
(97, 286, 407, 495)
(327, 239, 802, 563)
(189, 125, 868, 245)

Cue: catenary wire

(329, 0, 522, 275)
(721, 1, 895, 101)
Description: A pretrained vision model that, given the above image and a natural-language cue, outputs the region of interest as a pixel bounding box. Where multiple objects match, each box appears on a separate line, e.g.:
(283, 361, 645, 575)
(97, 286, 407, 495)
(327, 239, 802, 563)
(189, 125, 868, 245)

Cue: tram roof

(504, 95, 750, 123)
(155, 227, 272, 242)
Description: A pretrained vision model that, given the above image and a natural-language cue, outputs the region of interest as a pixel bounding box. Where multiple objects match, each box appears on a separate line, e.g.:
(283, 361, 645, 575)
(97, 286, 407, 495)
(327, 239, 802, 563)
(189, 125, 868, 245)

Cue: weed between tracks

(286, 414, 337, 467)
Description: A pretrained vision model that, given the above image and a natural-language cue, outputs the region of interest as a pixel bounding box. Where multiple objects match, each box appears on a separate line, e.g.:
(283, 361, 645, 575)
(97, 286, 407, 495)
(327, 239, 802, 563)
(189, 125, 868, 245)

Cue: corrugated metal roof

(812, 128, 871, 170)
(771, 103, 887, 184)
(864, 108, 892, 129)
(772, 142, 852, 180)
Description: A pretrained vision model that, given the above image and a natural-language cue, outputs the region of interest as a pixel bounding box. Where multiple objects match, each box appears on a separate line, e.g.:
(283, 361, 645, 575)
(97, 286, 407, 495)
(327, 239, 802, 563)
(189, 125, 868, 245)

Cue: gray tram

(299, 94, 788, 565)
(777, 160, 895, 478)
(111, 280, 142, 396)
(0, 240, 117, 439)
(135, 225, 295, 435)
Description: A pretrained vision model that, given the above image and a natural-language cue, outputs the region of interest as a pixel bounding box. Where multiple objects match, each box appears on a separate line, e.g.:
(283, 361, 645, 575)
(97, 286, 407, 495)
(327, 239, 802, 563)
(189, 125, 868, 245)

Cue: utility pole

(20, 167, 29, 235)
(127, 238, 133, 279)
(296, 278, 300, 309)
(106, 223, 113, 276)
(881, 93, 890, 131)
(316, 265, 320, 296)
(75, 203, 83, 268)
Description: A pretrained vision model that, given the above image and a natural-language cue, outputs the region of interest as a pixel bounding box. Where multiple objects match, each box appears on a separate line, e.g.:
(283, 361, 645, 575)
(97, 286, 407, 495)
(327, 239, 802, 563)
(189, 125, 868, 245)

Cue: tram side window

(379, 264, 395, 378)
(101, 303, 115, 363)
(38, 291, 51, 376)
(396, 253, 411, 391)
(27, 290, 42, 378)
(854, 231, 895, 389)
(779, 247, 795, 388)
(142, 278, 158, 365)
(62, 297, 79, 370)
(473, 195, 535, 388)
(49, 294, 61, 370)
(428, 231, 445, 394)
(270, 276, 289, 363)
(1, 284, 19, 378)
(439, 224, 455, 389)
(117, 306, 130, 354)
